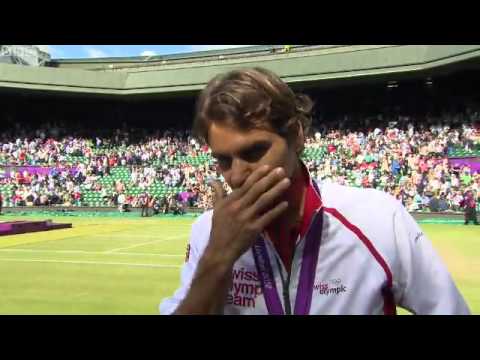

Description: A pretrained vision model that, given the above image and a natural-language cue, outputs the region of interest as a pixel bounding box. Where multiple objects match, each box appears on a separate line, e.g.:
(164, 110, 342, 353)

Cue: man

(460, 190, 479, 225)
(168, 194, 180, 215)
(118, 192, 129, 213)
(160, 196, 169, 214)
(139, 192, 150, 217)
(438, 194, 449, 212)
(152, 197, 161, 215)
(428, 193, 440, 212)
(160, 67, 470, 315)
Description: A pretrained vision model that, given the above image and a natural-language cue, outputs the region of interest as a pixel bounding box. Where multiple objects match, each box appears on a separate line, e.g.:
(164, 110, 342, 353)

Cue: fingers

(252, 200, 289, 230)
(230, 165, 272, 200)
(209, 180, 225, 205)
(243, 176, 291, 219)
(241, 167, 288, 208)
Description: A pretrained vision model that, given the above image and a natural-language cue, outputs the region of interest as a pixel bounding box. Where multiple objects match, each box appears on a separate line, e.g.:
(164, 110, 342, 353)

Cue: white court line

(94, 234, 175, 238)
(0, 258, 182, 268)
(105, 236, 183, 254)
(0, 249, 184, 257)
(113, 252, 183, 257)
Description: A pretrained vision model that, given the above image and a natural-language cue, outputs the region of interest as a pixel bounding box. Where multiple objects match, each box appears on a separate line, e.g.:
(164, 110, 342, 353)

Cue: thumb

(209, 180, 226, 204)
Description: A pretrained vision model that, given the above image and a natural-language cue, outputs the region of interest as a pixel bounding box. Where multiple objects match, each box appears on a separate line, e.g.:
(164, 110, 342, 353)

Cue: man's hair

(193, 67, 313, 144)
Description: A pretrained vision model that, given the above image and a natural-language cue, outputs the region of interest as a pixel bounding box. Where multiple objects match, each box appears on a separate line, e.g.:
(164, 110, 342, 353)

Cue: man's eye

(242, 145, 270, 162)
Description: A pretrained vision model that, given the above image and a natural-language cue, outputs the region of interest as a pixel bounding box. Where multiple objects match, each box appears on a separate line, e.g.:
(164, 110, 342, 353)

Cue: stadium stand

(0, 105, 479, 214)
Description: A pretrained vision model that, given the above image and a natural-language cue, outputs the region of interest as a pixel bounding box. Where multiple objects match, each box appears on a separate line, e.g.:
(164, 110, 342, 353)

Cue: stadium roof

(52, 45, 282, 63)
(1, 45, 480, 98)
(49, 45, 346, 71)
(51, 45, 330, 64)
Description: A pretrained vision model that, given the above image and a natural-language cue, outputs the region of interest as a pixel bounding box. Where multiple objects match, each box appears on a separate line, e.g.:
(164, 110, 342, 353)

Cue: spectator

(140, 192, 150, 217)
(438, 194, 449, 212)
(460, 190, 479, 225)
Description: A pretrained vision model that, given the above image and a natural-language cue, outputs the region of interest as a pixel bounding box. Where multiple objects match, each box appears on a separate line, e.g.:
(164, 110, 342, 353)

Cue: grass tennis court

(0, 212, 478, 314)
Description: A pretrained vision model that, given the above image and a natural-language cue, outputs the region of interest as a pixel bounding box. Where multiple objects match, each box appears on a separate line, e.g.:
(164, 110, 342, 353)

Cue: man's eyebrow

(211, 140, 271, 159)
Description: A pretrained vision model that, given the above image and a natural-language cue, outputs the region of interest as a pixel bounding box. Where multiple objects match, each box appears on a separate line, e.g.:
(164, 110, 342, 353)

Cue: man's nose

(229, 158, 252, 189)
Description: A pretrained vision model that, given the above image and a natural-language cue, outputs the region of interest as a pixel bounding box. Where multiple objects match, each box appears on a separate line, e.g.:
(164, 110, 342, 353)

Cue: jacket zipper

(275, 257, 292, 315)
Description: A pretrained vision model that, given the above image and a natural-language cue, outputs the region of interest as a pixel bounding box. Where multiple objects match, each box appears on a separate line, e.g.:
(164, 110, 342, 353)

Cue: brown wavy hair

(193, 67, 313, 145)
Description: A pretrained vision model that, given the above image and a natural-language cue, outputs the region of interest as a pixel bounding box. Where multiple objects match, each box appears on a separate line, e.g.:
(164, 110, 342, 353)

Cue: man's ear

(294, 119, 305, 155)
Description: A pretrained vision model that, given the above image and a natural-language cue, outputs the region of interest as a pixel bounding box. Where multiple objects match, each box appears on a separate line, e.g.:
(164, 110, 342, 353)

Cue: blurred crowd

(0, 110, 479, 214)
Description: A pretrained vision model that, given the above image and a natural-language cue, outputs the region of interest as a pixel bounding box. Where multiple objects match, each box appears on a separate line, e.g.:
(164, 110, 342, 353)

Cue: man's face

(208, 122, 301, 190)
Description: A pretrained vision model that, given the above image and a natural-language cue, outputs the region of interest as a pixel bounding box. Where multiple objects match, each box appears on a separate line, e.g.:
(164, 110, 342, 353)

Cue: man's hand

(205, 165, 290, 267)
(173, 165, 290, 314)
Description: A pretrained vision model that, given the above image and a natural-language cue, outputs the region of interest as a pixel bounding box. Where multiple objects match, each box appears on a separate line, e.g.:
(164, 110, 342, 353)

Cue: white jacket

(160, 181, 470, 315)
